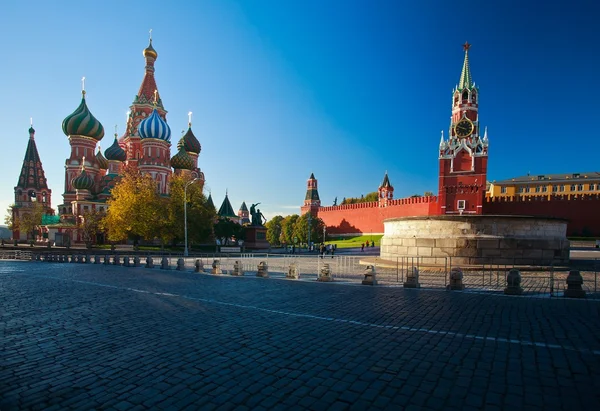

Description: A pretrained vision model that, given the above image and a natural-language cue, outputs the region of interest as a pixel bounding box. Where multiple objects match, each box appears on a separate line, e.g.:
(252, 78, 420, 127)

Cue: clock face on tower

(454, 118, 474, 138)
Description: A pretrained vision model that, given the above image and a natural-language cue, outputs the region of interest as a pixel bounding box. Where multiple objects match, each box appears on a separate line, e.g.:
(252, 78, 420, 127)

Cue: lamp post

(184, 178, 199, 257)
(323, 226, 326, 243)
(307, 214, 312, 251)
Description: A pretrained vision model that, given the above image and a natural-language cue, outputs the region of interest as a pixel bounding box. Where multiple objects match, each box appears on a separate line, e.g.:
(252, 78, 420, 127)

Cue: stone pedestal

(244, 226, 270, 250)
(113, 255, 121, 265)
(318, 263, 333, 282)
(211, 260, 222, 274)
(123, 256, 130, 267)
(133, 256, 141, 267)
(362, 265, 377, 285)
(404, 267, 420, 288)
(287, 263, 299, 279)
(146, 256, 154, 268)
(257, 261, 269, 278)
(449, 267, 465, 290)
(232, 261, 244, 276)
(104, 255, 110, 265)
(176, 258, 185, 271)
(160, 256, 170, 270)
(504, 268, 523, 295)
(195, 259, 204, 272)
(94, 255, 101, 264)
(564, 270, 586, 298)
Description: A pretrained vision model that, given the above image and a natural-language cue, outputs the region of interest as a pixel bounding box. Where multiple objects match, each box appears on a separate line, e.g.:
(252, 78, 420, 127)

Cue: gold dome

(143, 39, 157, 60)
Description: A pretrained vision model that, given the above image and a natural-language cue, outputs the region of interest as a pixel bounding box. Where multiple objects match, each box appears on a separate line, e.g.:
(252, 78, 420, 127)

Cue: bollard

(85, 254, 91, 264)
(77, 254, 84, 263)
(31, 253, 37, 262)
(36, 253, 42, 262)
(404, 267, 420, 288)
(287, 263, 299, 279)
(504, 268, 523, 295)
(70, 255, 77, 263)
(161, 256, 170, 270)
(133, 256, 141, 267)
(232, 260, 244, 276)
(564, 270, 586, 298)
(176, 258, 185, 271)
(195, 259, 204, 273)
(317, 263, 333, 282)
(145, 256, 154, 269)
(211, 260, 222, 274)
(104, 255, 111, 265)
(362, 265, 377, 285)
(123, 256, 130, 267)
(257, 261, 269, 278)
(448, 267, 465, 291)
(113, 254, 121, 265)
(94, 254, 101, 264)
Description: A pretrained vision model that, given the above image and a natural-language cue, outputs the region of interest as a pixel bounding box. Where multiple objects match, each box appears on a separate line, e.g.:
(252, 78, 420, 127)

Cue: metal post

(184, 178, 199, 257)
(307, 214, 312, 252)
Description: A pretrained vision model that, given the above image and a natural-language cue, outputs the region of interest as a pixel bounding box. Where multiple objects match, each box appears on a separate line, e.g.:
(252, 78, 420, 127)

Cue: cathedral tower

(12, 125, 52, 240)
(438, 43, 488, 215)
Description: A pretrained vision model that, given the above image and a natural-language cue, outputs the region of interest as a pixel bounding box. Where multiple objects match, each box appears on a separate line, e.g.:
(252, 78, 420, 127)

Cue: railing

(19, 251, 600, 299)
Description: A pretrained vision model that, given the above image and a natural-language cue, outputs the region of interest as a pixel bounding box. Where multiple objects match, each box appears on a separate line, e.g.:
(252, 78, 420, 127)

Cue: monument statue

(250, 203, 266, 226)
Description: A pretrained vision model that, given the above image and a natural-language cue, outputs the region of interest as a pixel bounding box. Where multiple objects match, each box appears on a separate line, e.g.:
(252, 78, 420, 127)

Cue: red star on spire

(463, 41, 471, 51)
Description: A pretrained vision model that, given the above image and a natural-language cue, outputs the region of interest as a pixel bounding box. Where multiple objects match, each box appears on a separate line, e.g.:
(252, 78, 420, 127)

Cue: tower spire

(458, 42, 473, 90)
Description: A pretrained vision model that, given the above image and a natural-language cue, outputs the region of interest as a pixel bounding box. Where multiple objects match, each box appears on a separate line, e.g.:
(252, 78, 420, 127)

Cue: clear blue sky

(1, 0, 598, 220)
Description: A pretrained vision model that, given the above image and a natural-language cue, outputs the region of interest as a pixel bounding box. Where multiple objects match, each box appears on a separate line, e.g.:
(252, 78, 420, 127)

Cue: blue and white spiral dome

(138, 109, 171, 142)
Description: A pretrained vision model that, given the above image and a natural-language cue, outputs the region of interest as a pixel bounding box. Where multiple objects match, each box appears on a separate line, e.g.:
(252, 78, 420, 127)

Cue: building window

(577, 184, 583, 191)
(525, 186, 531, 193)
(571, 184, 576, 191)
(462, 91, 469, 101)
(518, 186, 524, 193)
(589, 184, 595, 191)
(457, 200, 466, 210)
(535, 186, 541, 193)
(552, 185, 558, 192)
(542, 186, 547, 193)
(500, 187, 507, 194)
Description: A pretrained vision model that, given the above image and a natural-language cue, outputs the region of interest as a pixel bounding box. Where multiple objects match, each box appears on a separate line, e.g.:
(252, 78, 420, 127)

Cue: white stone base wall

(381, 216, 569, 266)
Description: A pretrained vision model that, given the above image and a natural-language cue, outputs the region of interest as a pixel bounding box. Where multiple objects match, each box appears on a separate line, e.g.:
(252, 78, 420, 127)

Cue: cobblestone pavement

(1, 262, 600, 410)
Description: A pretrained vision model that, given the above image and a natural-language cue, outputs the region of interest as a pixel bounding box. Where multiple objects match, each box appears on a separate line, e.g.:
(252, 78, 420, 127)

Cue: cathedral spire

(458, 42, 474, 90)
(136, 33, 163, 109)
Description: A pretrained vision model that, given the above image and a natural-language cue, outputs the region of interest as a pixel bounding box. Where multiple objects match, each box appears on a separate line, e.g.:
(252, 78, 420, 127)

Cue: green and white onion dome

(96, 146, 108, 169)
(62, 95, 105, 140)
(71, 167, 94, 190)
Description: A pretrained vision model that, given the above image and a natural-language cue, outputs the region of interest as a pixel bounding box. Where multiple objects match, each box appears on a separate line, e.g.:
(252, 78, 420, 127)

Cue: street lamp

(184, 178, 199, 257)
(323, 226, 326, 243)
(307, 214, 312, 251)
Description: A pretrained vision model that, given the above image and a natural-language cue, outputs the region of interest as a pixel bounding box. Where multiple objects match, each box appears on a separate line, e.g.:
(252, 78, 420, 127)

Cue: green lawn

(326, 235, 382, 249)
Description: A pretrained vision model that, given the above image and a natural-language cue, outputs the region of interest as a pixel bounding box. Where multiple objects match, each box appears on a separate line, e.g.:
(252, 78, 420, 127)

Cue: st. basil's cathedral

(12, 37, 206, 243)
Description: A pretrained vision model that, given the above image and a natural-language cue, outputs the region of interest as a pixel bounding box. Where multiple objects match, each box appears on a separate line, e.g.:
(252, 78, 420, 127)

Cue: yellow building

(488, 172, 600, 198)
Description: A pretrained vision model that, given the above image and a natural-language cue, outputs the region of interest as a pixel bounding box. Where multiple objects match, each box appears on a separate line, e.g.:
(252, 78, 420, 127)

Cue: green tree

(103, 166, 164, 242)
(341, 191, 378, 204)
(424, 191, 434, 197)
(265, 215, 284, 245)
(280, 214, 299, 244)
(213, 217, 239, 245)
(79, 208, 106, 247)
(13, 202, 47, 240)
(4, 205, 15, 230)
(293, 213, 325, 244)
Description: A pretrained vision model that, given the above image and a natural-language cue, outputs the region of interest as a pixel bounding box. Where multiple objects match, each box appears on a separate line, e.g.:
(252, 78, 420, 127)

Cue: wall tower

(301, 173, 321, 216)
(378, 172, 394, 207)
(438, 42, 488, 214)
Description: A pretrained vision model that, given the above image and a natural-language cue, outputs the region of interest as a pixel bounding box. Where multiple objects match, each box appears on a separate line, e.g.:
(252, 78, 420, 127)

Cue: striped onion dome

(181, 127, 201, 154)
(96, 146, 108, 169)
(138, 109, 171, 142)
(62, 95, 105, 140)
(104, 137, 127, 161)
(71, 167, 94, 191)
(170, 146, 194, 170)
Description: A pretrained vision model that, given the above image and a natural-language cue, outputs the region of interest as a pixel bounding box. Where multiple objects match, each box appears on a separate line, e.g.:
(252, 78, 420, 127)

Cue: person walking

(361, 243, 364, 252)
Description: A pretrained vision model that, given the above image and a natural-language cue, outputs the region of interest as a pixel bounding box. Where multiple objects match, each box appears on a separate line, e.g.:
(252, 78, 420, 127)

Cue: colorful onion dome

(170, 146, 194, 170)
(177, 136, 185, 150)
(104, 137, 127, 161)
(71, 165, 94, 191)
(96, 146, 108, 169)
(181, 127, 201, 154)
(138, 109, 171, 141)
(62, 95, 105, 140)
(143, 39, 157, 60)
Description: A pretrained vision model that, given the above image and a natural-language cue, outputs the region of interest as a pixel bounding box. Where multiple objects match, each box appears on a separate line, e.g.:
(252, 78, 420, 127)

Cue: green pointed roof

(240, 201, 248, 212)
(17, 127, 49, 190)
(458, 42, 474, 90)
(207, 193, 215, 210)
(380, 172, 392, 188)
(218, 193, 237, 218)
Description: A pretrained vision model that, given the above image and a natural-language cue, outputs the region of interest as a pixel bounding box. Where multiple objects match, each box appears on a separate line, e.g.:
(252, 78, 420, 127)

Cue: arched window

(462, 90, 469, 101)
(472, 92, 477, 103)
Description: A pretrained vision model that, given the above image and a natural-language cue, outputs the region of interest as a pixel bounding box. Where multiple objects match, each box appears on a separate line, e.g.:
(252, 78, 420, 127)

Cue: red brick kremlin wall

(318, 196, 439, 234)
(483, 194, 600, 237)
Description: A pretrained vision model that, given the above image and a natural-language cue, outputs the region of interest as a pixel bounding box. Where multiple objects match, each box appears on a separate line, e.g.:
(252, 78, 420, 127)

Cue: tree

(280, 214, 299, 244)
(4, 205, 15, 230)
(265, 215, 284, 245)
(424, 191, 434, 197)
(341, 191, 378, 204)
(12, 202, 46, 240)
(213, 217, 239, 245)
(79, 208, 105, 247)
(103, 165, 165, 242)
(293, 213, 325, 244)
